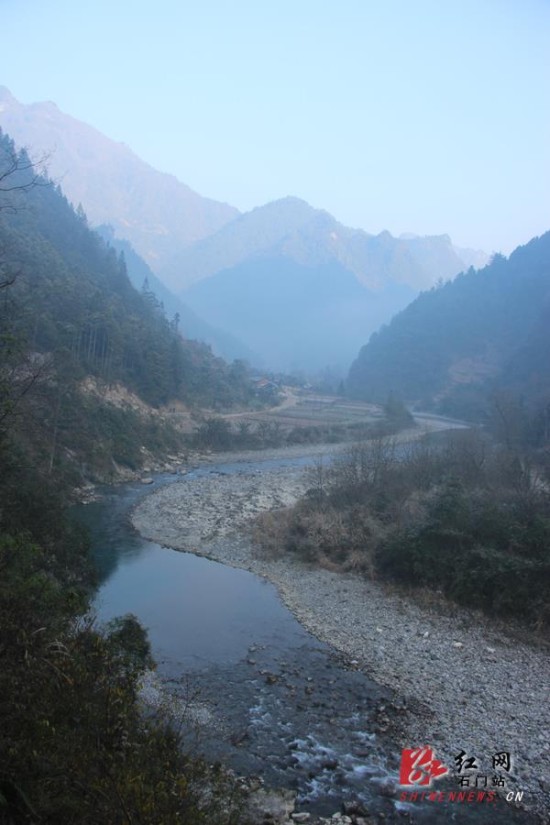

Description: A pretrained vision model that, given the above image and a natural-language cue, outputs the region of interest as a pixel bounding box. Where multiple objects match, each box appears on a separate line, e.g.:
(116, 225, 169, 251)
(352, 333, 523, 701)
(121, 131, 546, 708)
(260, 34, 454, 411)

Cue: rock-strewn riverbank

(132, 443, 550, 822)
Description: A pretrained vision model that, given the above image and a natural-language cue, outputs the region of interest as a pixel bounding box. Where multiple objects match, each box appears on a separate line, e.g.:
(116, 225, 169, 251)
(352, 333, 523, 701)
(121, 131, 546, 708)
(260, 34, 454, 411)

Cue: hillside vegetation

(0, 132, 256, 822)
(347, 232, 550, 418)
(0, 130, 255, 483)
(256, 423, 550, 628)
(95, 225, 256, 363)
(287, 233, 550, 625)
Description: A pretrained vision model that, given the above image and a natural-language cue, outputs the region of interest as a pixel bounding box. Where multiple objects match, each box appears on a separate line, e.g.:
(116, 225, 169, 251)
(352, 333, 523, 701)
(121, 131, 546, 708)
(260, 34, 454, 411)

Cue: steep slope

(96, 226, 257, 364)
(0, 86, 238, 274)
(0, 133, 251, 825)
(347, 232, 550, 414)
(0, 130, 253, 479)
(0, 87, 490, 376)
(503, 298, 550, 403)
(162, 196, 318, 288)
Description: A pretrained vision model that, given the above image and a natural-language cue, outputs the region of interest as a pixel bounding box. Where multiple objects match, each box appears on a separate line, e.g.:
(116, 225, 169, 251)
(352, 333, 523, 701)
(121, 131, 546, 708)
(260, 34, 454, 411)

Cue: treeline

(347, 232, 550, 419)
(0, 130, 254, 411)
(0, 130, 259, 482)
(0, 133, 253, 822)
(256, 405, 550, 627)
(0, 357, 246, 820)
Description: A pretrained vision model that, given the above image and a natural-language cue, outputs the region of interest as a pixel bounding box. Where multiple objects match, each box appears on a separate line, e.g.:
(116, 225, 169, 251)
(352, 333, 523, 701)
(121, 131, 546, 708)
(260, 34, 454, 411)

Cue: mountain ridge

(178, 200, 487, 372)
(0, 87, 488, 296)
(0, 86, 239, 273)
(168, 196, 486, 292)
(1, 86, 492, 375)
(95, 225, 258, 364)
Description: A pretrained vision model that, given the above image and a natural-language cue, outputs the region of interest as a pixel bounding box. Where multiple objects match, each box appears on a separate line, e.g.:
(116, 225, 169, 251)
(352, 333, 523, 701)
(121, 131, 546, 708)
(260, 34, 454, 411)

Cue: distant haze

(1, 0, 548, 254)
(0, 87, 494, 373)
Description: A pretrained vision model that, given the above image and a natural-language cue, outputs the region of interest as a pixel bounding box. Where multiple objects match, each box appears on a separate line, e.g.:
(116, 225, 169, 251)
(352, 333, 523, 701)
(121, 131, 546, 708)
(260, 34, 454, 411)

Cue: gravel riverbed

(131, 442, 550, 822)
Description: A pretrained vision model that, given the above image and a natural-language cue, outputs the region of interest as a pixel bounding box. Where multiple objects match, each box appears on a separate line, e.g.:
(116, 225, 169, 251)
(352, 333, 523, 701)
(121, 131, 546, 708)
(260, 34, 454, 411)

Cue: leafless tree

(0, 138, 49, 209)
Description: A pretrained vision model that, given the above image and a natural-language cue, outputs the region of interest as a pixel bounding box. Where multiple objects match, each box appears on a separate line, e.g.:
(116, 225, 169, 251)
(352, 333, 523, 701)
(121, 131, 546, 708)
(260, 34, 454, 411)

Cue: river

(75, 446, 535, 824)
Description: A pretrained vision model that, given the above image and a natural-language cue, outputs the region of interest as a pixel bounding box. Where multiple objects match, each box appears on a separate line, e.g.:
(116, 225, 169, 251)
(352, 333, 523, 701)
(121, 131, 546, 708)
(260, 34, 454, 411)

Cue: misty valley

(0, 86, 549, 825)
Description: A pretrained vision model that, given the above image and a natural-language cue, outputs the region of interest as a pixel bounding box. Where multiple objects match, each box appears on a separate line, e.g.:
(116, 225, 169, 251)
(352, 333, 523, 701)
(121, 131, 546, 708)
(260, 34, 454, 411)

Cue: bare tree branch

(0, 135, 51, 212)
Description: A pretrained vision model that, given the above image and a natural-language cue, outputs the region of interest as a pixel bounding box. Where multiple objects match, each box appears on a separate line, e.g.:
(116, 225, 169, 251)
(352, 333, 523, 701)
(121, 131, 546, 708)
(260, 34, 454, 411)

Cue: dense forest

(0, 130, 257, 483)
(347, 232, 550, 419)
(0, 131, 257, 823)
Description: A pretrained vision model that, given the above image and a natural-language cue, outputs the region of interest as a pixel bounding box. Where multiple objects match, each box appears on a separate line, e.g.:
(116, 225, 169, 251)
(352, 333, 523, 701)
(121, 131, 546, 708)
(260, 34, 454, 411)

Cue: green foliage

(0, 537, 243, 823)
(106, 613, 154, 670)
(0, 129, 259, 483)
(347, 231, 550, 416)
(0, 131, 254, 824)
(257, 427, 550, 626)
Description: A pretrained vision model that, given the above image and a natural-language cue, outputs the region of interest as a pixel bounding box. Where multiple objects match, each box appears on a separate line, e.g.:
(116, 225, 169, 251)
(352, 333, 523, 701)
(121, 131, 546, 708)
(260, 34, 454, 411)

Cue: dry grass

(254, 501, 387, 579)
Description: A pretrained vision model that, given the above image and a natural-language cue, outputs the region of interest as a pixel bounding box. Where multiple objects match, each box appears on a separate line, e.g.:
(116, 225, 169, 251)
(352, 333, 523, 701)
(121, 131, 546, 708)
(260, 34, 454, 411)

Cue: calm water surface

(74, 454, 531, 823)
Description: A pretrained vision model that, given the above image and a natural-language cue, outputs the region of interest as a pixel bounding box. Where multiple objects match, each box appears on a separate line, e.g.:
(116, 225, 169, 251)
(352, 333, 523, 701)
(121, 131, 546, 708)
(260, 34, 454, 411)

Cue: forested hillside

(0, 130, 250, 824)
(347, 232, 550, 417)
(0, 129, 254, 482)
(96, 224, 256, 363)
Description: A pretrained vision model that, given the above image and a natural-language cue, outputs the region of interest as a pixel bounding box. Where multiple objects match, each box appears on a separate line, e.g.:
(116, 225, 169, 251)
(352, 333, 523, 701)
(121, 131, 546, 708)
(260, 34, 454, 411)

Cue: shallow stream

(76, 452, 533, 823)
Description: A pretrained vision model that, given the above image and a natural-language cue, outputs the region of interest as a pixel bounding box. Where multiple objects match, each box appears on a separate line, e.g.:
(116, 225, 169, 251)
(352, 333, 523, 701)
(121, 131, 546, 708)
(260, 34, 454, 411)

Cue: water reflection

(92, 540, 309, 672)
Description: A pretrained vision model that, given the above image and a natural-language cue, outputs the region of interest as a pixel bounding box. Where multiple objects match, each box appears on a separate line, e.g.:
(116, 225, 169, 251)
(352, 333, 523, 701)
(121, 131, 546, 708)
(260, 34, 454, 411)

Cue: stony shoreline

(131, 442, 550, 822)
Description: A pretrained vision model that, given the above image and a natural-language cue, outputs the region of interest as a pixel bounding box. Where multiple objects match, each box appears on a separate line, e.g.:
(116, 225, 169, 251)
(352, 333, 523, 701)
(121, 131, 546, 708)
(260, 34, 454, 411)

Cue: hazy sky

(2, 0, 549, 253)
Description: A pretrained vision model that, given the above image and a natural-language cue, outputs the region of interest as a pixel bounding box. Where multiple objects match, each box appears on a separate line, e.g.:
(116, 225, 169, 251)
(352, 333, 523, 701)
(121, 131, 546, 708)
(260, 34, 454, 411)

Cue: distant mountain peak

(248, 196, 317, 220)
(0, 87, 239, 274)
(0, 86, 16, 105)
(0, 86, 19, 116)
(275, 195, 312, 206)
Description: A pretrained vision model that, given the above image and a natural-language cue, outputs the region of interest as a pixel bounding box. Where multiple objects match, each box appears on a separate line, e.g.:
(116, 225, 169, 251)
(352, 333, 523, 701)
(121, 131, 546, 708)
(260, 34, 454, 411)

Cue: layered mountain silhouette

(0, 86, 489, 373)
(0, 86, 238, 274)
(347, 232, 550, 415)
(0, 87, 255, 362)
(95, 226, 257, 364)
(179, 199, 486, 370)
(182, 251, 416, 372)
(171, 197, 485, 292)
